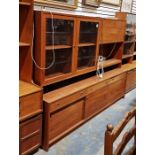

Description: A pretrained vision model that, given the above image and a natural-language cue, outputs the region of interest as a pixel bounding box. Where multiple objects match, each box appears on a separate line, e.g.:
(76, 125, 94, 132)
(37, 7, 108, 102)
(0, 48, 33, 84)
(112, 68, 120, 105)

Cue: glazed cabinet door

(34, 12, 76, 86)
(76, 18, 100, 72)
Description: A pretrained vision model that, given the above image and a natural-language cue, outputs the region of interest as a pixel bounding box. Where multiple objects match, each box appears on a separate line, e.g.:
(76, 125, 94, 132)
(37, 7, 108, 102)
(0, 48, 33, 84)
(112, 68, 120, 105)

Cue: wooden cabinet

(20, 114, 42, 155)
(34, 12, 76, 86)
(42, 68, 127, 150)
(126, 69, 136, 92)
(34, 11, 100, 86)
(100, 19, 126, 44)
(85, 73, 126, 118)
(19, 80, 43, 122)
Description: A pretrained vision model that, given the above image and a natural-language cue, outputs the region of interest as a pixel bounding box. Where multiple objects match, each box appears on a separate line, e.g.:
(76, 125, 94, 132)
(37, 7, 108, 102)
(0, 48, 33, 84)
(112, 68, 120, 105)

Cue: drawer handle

(20, 130, 40, 141)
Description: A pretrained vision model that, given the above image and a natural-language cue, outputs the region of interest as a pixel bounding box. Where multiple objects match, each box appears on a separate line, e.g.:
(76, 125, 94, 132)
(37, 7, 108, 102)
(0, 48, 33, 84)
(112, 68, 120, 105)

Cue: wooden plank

(19, 42, 30, 47)
(103, 59, 121, 68)
(19, 1, 31, 6)
(19, 80, 41, 97)
(46, 45, 72, 50)
(122, 54, 133, 59)
(78, 43, 96, 47)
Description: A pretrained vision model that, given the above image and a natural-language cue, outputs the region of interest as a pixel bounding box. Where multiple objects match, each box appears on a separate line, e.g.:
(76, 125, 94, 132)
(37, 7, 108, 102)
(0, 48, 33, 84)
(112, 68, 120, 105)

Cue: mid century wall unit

(33, 11, 136, 151)
(19, 0, 43, 154)
(19, 1, 136, 152)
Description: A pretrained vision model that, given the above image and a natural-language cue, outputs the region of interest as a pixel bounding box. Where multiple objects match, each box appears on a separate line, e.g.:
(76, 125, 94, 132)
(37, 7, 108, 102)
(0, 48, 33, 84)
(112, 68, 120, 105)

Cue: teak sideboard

(19, 6, 136, 154)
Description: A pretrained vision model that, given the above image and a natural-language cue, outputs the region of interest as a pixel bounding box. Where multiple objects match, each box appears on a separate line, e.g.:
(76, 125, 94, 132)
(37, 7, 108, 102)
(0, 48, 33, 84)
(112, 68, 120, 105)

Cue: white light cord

(96, 56, 104, 78)
(31, 9, 55, 70)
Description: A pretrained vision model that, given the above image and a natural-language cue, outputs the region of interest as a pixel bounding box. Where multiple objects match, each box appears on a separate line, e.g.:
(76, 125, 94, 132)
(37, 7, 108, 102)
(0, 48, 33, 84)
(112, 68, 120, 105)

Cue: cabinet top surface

(19, 80, 42, 97)
(35, 10, 125, 21)
(122, 62, 136, 71)
(43, 68, 127, 104)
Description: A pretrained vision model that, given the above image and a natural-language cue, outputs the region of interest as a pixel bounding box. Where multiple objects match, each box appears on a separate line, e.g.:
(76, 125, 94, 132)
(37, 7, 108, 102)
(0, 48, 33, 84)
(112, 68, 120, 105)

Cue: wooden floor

(35, 89, 136, 155)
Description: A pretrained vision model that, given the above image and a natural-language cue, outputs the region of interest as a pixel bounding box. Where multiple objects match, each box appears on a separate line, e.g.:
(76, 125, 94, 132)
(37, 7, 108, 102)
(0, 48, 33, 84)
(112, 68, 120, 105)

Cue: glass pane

(46, 18, 74, 45)
(45, 49, 72, 77)
(79, 21, 98, 43)
(78, 46, 96, 69)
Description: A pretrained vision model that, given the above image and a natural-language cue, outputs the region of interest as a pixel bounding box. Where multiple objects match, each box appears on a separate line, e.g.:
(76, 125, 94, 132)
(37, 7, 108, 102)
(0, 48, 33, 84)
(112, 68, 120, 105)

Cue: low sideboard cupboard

(19, 2, 136, 153)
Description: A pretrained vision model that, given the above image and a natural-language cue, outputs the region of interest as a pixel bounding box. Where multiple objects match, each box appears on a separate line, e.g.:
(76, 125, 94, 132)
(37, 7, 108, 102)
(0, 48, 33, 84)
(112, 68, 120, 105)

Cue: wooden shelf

(19, 80, 41, 97)
(19, 42, 30, 47)
(122, 54, 133, 59)
(19, 1, 31, 6)
(103, 59, 121, 68)
(125, 40, 135, 44)
(121, 63, 136, 72)
(46, 45, 72, 50)
(133, 52, 136, 56)
(78, 43, 96, 47)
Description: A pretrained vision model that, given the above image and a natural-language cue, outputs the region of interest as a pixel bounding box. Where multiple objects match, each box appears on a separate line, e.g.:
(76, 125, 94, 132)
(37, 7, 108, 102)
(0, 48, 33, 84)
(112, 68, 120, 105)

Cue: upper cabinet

(100, 18, 126, 44)
(34, 12, 100, 86)
(100, 12, 126, 44)
(34, 11, 129, 87)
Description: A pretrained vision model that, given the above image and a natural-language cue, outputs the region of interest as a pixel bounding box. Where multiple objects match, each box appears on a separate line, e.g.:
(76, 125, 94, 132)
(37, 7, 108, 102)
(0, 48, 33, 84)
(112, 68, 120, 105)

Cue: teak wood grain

(19, 0, 33, 82)
(19, 114, 42, 155)
(42, 67, 128, 150)
(34, 11, 127, 86)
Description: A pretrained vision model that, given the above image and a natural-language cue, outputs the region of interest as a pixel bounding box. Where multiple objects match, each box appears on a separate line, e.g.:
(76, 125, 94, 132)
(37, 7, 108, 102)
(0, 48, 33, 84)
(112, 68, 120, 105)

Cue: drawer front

(20, 133, 41, 155)
(48, 90, 86, 113)
(85, 85, 110, 118)
(126, 69, 136, 92)
(19, 115, 42, 155)
(19, 92, 42, 120)
(102, 20, 125, 43)
(49, 100, 84, 140)
(20, 115, 42, 138)
(108, 78, 126, 103)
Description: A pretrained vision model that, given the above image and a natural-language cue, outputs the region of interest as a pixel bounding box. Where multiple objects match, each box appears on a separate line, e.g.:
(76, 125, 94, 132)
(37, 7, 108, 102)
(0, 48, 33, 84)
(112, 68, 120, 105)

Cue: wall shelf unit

(122, 13, 136, 64)
(19, 0, 42, 154)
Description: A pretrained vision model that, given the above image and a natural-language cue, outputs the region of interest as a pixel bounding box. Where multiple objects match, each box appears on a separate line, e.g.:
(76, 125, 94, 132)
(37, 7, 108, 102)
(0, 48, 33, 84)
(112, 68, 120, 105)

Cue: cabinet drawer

(19, 115, 42, 155)
(126, 69, 136, 92)
(102, 20, 125, 43)
(19, 92, 42, 121)
(20, 133, 41, 155)
(49, 99, 84, 140)
(85, 85, 109, 118)
(48, 90, 86, 113)
(20, 114, 42, 138)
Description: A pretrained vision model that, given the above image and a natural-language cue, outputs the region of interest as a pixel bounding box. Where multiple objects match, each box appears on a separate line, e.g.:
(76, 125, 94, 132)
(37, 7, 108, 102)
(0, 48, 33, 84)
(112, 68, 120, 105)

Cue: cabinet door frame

(75, 17, 100, 74)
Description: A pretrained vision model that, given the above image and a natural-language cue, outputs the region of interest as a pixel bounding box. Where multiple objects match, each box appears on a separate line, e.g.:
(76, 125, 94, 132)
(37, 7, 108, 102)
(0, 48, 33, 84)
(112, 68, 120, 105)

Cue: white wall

(34, 0, 136, 18)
